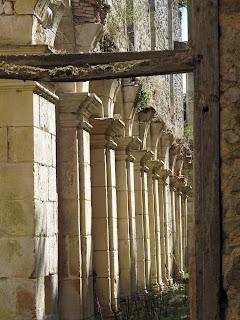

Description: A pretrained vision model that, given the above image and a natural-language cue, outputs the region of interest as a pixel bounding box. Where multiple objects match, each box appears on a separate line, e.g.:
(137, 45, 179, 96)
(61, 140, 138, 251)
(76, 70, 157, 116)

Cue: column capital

(115, 136, 141, 162)
(151, 160, 165, 173)
(131, 150, 153, 170)
(171, 175, 188, 194)
(90, 118, 125, 149)
(181, 185, 193, 197)
(58, 92, 103, 128)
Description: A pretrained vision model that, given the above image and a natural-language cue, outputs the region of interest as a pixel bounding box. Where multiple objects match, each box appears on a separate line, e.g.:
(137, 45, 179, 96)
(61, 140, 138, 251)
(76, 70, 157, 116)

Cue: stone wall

(0, 80, 58, 319)
(220, 0, 240, 319)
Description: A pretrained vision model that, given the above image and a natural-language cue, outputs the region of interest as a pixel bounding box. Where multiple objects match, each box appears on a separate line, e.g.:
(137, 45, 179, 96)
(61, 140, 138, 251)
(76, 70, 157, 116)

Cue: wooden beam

(0, 50, 194, 82)
(192, 0, 220, 319)
(0, 49, 193, 68)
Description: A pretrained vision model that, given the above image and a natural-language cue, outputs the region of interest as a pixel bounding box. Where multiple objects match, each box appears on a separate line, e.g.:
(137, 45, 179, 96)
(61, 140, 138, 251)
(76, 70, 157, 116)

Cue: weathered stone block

(48, 167, 57, 201)
(0, 237, 35, 278)
(8, 127, 33, 162)
(45, 274, 58, 317)
(34, 163, 49, 201)
(14, 0, 37, 14)
(92, 218, 109, 250)
(33, 93, 40, 128)
(93, 250, 110, 277)
(35, 200, 47, 236)
(34, 128, 52, 166)
(67, 236, 81, 277)
(0, 127, 7, 162)
(34, 236, 49, 277)
(58, 161, 78, 200)
(39, 97, 56, 135)
(48, 235, 58, 275)
(0, 16, 33, 45)
(60, 279, 82, 320)
(59, 199, 79, 236)
(0, 88, 33, 126)
(0, 199, 35, 237)
(0, 163, 34, 200)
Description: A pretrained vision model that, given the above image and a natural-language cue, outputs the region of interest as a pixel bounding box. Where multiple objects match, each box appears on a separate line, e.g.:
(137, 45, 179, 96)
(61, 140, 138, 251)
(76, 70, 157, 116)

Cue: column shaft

(127, 159, 138, 295)
(78, 125, 94, 319)
(58, 122, 83, 320)
(158, 180, 168, 284)
(153, 177, 163, 288)
(134, 161, 146, 291)
(116, 150, 131, 298)
(91, 144, 112, 315)
(148, 172, 158, 290)
(106, 147, 120, 311)
(142, 170, 151, 290)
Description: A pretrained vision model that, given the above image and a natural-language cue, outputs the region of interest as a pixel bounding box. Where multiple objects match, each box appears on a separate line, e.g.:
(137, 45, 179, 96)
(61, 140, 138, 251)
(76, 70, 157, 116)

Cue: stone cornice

(0, 80, 58, 105)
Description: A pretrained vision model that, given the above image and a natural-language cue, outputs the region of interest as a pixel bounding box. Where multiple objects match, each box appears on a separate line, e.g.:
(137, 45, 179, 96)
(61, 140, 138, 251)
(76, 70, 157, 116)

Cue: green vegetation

(119, 281, 189, 320)
(184, 123, 193, 142)
(179, 0, 187, 7)
(136, 87, 151, 112)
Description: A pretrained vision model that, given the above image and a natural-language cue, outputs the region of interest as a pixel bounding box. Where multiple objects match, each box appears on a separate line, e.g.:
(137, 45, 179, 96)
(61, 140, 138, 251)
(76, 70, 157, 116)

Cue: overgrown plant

(137, 87, 151, 112)
(119, 280, 190, 320)
(179, 0, 187, 7)
(184, 123, 193, 142)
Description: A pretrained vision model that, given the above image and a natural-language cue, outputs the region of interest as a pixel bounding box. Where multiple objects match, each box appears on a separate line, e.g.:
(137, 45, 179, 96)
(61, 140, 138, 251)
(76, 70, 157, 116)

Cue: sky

(180, 7, 188, 93)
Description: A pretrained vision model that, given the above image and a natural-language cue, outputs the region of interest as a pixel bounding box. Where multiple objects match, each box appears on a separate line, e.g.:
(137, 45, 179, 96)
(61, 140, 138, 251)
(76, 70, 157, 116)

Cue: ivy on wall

(137, 87, 151, 112)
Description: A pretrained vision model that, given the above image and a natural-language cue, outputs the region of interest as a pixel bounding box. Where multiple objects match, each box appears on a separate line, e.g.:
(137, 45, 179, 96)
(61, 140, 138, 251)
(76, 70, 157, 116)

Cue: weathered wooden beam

(192, 0, 220, 319)
(0, 49, 193, 68)
(0, 50, 194, 82)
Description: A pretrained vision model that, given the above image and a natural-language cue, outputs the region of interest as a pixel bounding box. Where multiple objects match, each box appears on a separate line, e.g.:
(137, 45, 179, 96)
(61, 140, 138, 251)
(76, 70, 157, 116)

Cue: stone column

(115, 138, 131, 298)
(141, 152, 153, 290)
(175, 180, 184, 275)
(147, 161, 159, 291)
(0, 80, 58, 319)
(131, 150, 147, 292)
(58, 92, 102, 320)
(115, 137, 138, 298)
(181, 187, 190, 272)
(91, 118, 124, 317)
(171, 175, 186, 277)
(147, 160, 165, 290)
(159, 169, 173, 285)
(127, 139, 141, 295)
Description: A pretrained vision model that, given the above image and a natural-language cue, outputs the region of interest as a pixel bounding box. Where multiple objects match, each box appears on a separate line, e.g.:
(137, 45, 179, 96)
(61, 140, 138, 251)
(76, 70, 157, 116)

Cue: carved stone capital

(58, 92, 103, 129)
(90, 118, 125, 149)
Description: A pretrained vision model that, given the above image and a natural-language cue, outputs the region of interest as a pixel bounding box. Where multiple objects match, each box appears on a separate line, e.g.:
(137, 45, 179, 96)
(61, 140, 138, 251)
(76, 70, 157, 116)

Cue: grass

(119, 280, 190, 320)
